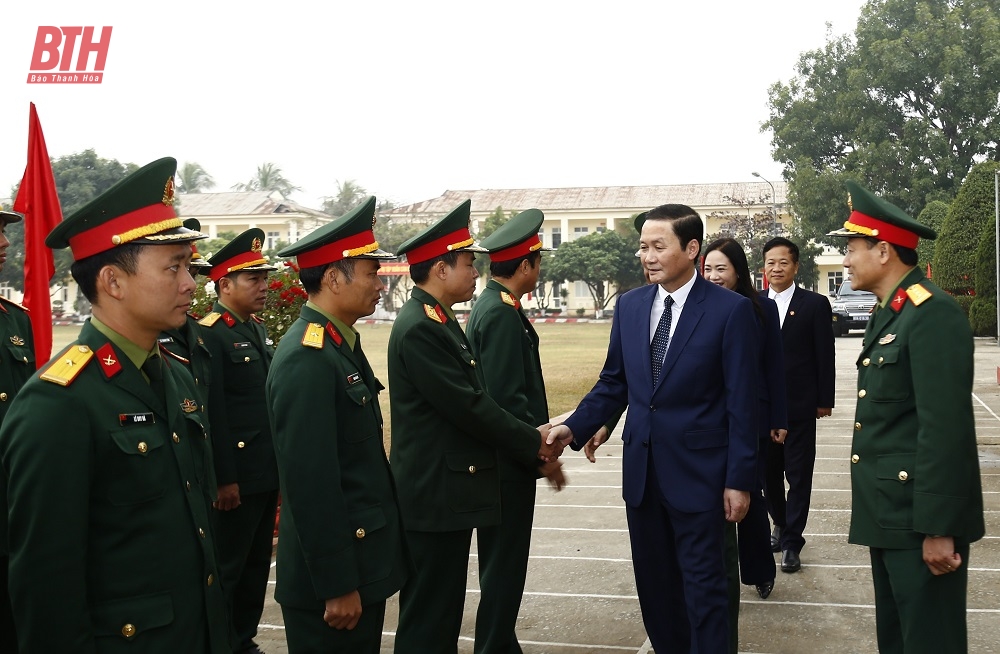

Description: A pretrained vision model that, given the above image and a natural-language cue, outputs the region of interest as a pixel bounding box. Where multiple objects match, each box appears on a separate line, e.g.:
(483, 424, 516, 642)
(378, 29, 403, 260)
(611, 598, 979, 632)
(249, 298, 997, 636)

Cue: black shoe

(781, 549, 801, 573)
(239, 647, 265, 654)
(770, 525, 782, 553)
(756, 580, 774, 599)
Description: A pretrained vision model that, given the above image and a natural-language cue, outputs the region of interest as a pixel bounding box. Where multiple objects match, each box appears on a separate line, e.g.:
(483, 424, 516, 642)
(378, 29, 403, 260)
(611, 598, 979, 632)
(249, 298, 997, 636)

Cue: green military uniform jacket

(848, 268, 985, 549)
(0, 321, 229, 653)
(388, 287, 542, 532)
(467, 279, 548, 480)
(199, 301, 277, 495)
(0, 298, 34, 424)
(160, 315, 213, 412)
(266, 304, 409, 609)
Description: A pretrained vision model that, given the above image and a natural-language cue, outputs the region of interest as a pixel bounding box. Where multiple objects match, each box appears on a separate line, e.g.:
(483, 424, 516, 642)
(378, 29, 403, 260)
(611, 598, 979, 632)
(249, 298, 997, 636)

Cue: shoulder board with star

(301, 323, 325, 349)
(40, 345, 94, 386)
(199, 312, 222, 327)
(500, 291, 519, 308)
(905, 283, 932, 307)
(0, 297, 29, 313)
(424, 303, 447, 324)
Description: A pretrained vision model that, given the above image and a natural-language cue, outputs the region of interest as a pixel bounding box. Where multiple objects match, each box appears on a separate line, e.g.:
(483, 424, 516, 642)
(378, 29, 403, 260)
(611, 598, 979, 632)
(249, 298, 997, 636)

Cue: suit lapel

(781, 286, 806, 333)
(635, 285, 658, 388)
(656, 277, 705, 389)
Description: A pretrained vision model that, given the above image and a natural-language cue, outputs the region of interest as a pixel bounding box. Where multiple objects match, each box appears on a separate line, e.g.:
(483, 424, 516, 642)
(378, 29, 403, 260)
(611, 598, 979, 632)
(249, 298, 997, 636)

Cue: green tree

(321, 179, 368, 217)
(916, 200, 949, 273)
(231, 162, 301, 197)
(373, 216, 422, 311)
(764, 1, 1000, 233)
(176, 161, 216, 194)
(935, 161, 999, 295)
(968, 162, 1000, 335)
(473, 206, 515, 276)
(196, 231, 239, 262)
(706, 194, 782, 275)
(546, 230, 644, 313)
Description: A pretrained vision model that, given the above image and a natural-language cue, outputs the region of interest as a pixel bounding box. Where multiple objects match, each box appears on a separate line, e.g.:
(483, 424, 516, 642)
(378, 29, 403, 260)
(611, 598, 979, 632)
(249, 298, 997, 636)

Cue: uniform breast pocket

(106, 428, 169, 506)
(875, 452, 915, 530)
(4, 342, 34, 368)
(344, 384, 379, 443)
(445, 451, 499, 513)
(92, 591, 175, 644)
(227, 348, 265, 386)
(350, 504, 393, 584)
(868, 346, 910, 403)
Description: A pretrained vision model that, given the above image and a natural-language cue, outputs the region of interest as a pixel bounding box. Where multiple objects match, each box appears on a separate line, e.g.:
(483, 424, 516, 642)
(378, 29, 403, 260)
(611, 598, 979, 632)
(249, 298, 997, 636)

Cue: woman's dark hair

(704, 237, 763, 322)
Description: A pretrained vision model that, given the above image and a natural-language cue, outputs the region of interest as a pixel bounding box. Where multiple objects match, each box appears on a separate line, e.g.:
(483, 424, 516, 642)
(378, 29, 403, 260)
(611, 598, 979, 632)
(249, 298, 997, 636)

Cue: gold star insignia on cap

(847, 192, 853, 212)
(162, 177, 175, 206)
(251, 237, 263, 252)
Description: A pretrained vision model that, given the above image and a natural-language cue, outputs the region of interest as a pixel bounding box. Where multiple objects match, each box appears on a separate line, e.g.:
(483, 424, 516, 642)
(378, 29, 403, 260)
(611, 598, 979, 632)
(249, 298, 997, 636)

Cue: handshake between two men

(533, 422, 615, 493)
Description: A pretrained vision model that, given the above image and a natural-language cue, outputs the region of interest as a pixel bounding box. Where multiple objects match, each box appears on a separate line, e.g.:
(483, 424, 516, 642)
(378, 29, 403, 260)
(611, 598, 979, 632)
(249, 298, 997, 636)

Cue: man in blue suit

(549, 204, 758, 653)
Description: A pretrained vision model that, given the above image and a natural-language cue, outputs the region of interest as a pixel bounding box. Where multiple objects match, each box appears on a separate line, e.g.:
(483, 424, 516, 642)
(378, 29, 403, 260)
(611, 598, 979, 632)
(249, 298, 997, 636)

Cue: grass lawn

(50, 321, 615, 453)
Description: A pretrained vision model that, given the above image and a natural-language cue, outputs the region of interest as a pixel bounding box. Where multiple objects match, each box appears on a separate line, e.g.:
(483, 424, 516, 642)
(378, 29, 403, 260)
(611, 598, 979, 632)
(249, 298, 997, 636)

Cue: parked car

(830, 280, 877, 336)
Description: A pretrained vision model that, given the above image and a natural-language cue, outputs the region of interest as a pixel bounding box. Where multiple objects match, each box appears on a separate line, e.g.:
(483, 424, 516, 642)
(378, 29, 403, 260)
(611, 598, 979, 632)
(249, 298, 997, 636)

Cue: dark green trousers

(724, 521, 740, 654)
(870, 542, 971, 654)
(394, 529, 474, 653)
(475, 476, 536, 654)
(1, 556, 17, 653)
(281, 601, 386, 653)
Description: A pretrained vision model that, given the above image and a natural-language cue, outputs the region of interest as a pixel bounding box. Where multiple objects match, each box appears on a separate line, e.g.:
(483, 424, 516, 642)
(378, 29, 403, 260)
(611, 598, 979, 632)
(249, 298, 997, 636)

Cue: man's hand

(540, 459, 566, 491)
(324, 590, 362, 630)
(816, 407, 832, 419)
(723, 488, 750, 523)
(770, 428, 788, 444)
(537, 423, 563, 462)
(584, 426, 610, 463)
(214, 483, 241, 511)
(923, 535, 962, 576)
(547, 423, 574, 449)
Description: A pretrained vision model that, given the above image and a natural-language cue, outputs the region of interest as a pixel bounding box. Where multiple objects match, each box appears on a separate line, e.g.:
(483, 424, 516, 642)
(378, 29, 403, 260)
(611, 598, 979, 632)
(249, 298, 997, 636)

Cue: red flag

(13, 103, 63, 368)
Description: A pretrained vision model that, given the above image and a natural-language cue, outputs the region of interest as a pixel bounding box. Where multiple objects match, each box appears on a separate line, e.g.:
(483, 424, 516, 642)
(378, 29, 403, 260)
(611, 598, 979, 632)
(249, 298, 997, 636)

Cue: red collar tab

(96, 342, 123, 379)
(325, 322, 343, 346)
(890, 287, 909, 313)
(845, 211, 920, 249)
(209, 250, 268, 282)
(296, 230, 379, 268)
(404, 228, 474, 265)
(221, 312, 236, 327)
(489, 235, 544, 262)
(67, 203, 181, 260)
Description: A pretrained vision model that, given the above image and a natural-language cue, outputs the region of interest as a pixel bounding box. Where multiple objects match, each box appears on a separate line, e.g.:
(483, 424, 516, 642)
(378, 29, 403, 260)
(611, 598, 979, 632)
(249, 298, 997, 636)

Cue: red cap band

(67, 203, 179, 260)
(845, 211, 919, 249)
(488, 235, 544, 262)
(209, 251, 268, 282)
(296, 231, 379, 269)
(405, 228, 474, 265)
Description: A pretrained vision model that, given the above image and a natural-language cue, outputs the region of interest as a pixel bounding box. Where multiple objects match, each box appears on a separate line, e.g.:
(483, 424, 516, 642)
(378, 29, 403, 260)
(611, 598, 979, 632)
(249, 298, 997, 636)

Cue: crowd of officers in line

(0, 156, 986, 654)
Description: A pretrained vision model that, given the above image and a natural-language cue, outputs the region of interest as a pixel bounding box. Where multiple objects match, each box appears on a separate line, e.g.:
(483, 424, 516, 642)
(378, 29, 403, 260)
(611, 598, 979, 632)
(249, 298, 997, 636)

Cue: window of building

(575, 281, 590, 298)
(573, 226, 589, 240)
(551, 227, 562, 249)
(828, 271, 843, 294)
(266, 231, 281, 250)
(552, 282, 562, 308)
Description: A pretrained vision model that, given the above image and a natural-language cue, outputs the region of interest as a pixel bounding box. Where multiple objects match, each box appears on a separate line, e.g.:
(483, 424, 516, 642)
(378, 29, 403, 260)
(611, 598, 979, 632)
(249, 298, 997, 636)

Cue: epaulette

(40, 344, 94, 386)
(424, 303, 447, 324)
(500, 291, 520, 309)
(905, 283, 932, 307)
(199, 312, 222, 327)
(0, 297, 29, 313)
(302, 323, 325, 349)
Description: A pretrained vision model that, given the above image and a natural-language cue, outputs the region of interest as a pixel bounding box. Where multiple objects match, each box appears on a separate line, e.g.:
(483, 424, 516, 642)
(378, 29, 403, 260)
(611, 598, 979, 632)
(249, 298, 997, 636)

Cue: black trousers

(281, 600, 386, 654)
(765, 415, 817, 553)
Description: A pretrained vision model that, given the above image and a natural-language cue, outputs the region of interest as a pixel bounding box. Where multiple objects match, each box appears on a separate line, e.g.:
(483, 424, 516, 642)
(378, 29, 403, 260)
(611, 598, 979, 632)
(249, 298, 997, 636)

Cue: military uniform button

(121, 623, 136, 638)
(898, 470, 908, 481)
(858, 389, 867, 398)
(471, 359, 476, 367)
(468, 465, 476, 474)
(851, 454, 860, 463)
(244, 356, 251, 363)
(862, 358, 871, 366)
(237, 441, 245, 449)
(878, 356, 884, 364)
(855, 422, 862, 430)
(137, 441, 148, 453)
(207, 574, 214, 586)
(172, 433, 180, 443)
(356, 528, 366, 539)
(198, 527, 205, 538)
(22, 356, 27, 363)
(0, 393, 7, 402)
(185, 481, 192, 491)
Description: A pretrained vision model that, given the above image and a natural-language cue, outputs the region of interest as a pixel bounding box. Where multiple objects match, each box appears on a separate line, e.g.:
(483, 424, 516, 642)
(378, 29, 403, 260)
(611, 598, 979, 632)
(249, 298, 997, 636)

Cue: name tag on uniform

(157, 336, 174, 344)
(233, 341, 252, 349)
(347, 373, 363, 385)
(120, 412, 155, 426)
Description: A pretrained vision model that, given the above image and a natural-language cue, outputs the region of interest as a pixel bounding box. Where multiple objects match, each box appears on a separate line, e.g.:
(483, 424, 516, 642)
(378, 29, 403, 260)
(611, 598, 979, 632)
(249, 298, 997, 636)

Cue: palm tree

(231, 162, 301, 198)
(176, 162, 216, 194)
(321, 179, 368, 217)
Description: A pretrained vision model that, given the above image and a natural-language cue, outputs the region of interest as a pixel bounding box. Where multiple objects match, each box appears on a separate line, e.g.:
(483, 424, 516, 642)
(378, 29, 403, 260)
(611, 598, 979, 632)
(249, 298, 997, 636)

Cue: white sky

(2, 0, 866, 210)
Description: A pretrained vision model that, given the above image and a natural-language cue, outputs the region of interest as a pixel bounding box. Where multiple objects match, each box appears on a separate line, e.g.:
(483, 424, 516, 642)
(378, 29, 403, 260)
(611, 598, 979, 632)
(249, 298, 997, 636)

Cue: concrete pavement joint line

(381, 632, 643, 651)
(973, 392, 1000, 422)
(637, 637, 653, 654)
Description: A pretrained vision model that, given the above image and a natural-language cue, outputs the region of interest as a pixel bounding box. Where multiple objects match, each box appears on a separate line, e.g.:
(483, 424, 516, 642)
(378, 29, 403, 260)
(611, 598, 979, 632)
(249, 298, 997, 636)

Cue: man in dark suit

(829, 181, 983, 653)
(549, 204, 758, 653)
(267, 197, 409, 653)
(761, 236, 836, 573)
(199, 229, 277, 654)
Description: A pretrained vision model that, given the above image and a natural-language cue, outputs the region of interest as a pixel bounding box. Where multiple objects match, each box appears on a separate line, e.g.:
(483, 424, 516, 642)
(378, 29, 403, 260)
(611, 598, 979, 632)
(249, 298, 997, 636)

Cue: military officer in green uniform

(828, 181, 985, 654)
(0, 157, 229, 653)
(199, 228, 278, 654)
(466, 208, 563, 654)
(267, 196, 409, 653)
(0, 207, 35, 654)
(159, 218, 214, 409)
(388, 200, 560, 653)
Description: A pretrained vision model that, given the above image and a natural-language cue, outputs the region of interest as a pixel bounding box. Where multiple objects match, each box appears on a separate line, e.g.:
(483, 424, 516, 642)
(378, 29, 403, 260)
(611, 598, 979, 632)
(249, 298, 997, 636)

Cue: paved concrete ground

(254, 335, 1000, 653)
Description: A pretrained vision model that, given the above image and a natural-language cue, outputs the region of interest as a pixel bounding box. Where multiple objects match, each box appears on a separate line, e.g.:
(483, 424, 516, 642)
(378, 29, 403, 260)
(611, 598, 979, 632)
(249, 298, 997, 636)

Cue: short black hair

(762, 236, 799, 263)
(644, 204, 704, 255)
(299, 259, 357, 295)
(490, 251, 540, 279)
(409, 251, 461, 284)
(71, 243, 145, 304)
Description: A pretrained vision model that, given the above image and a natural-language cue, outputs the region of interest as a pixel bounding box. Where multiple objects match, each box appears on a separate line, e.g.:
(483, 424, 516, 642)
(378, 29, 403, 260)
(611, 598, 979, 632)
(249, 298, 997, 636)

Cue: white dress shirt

(649, 273, 697, 356)
(769, 284, 796, 327)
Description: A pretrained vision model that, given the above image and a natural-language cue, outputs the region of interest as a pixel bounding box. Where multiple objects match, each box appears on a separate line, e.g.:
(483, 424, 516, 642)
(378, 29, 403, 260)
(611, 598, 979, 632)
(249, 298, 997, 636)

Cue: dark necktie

(142, 355, 165, 400)
(651, 295, 674, 385)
